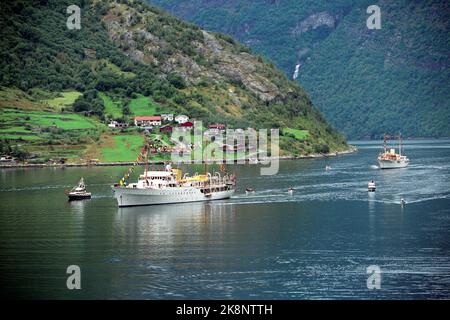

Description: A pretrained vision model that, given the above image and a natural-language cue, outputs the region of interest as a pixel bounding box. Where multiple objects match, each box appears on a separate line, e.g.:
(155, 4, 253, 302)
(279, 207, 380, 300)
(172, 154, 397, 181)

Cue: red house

(180, 121, 194, 130)
(208, 124, 225, 131)
(159, 125, 173, 133)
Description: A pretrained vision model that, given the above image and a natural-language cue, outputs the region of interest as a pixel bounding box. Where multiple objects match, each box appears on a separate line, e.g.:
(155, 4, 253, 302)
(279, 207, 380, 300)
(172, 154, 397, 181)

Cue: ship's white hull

(378, 159, 409, 169)
(112, 186, 235, 207)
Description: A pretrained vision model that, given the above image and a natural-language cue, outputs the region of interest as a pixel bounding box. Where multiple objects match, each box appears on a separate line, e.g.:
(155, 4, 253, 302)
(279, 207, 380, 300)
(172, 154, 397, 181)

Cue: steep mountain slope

(149, 0, 450, 138)
(0, 0, 347, 162)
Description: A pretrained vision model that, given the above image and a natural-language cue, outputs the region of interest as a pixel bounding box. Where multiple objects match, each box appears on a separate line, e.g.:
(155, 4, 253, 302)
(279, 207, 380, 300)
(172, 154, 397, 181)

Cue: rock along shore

(0, 146, 357, 169)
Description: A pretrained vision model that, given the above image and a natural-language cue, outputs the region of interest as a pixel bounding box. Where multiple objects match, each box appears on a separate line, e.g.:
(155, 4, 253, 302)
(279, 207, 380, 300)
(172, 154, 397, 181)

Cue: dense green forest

(0, 0, 347, 162)
(149, 0, 450, 138)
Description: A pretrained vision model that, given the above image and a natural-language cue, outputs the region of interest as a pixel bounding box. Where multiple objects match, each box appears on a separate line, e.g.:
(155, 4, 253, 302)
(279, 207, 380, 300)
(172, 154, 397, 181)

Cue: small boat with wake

(288, 187, 294, 195)
(66, 178, 91, 201)
(245, 187, 255, 194)
(368, 180, 376, 192)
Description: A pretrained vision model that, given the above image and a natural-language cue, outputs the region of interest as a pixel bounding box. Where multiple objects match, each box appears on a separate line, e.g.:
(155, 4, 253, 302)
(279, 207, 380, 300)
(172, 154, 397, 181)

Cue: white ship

(66, 177, 91, 201)
(112, 164, 236, 207)
(377, 134, 410, 169)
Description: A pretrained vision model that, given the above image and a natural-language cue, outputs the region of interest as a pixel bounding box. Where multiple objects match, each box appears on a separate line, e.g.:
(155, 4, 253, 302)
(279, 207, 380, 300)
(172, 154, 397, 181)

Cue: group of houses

(108, 113, 227, 135)
(133, 114, 193, 133)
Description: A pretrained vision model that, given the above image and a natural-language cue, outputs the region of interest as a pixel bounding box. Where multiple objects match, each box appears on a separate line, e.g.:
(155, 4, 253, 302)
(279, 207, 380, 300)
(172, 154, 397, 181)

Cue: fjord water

(0, 140, 449, 299)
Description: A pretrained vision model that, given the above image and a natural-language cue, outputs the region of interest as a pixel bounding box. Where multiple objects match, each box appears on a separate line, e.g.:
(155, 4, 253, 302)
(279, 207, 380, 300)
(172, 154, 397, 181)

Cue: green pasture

(284, 128, 309, 140)
(43, 91, 82, 110)
(99, 93, 123, 118)
(101, 135, 145, 162)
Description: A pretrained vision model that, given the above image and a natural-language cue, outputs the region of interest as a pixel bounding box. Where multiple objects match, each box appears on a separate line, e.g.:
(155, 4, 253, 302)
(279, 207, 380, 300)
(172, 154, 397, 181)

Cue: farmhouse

(180, 121, 194, 130)
(159, 125, 173, 133)
(134, 116, 161, 127)
(208, 124, 226, 130)
(175, 114, 189, 124)
(108, 121, 128, 129)
(161, 114, 174, 122)
(208, 124, 226, 133)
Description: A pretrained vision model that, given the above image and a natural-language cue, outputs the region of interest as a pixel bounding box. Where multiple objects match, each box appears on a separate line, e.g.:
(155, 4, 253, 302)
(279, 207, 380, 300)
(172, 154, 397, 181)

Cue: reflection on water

(115, 202, 237, 249)
(0, 139, 449, 299)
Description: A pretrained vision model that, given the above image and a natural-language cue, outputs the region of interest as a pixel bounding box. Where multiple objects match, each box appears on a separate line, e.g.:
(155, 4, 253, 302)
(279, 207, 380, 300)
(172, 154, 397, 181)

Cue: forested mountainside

(149, 0, 450, 138)
(0, 0, 348, 163)
(0, 0, 347, 162)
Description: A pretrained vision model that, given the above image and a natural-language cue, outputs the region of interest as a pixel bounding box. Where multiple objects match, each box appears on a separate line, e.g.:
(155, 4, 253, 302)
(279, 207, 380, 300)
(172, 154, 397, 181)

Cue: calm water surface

(0, 140, 449, 299)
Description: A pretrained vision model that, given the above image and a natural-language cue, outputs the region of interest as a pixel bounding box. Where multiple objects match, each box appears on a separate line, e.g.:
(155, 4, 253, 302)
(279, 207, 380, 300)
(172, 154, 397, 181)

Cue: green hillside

(149, 0, 450, 138)
(0, 0, 347, 163)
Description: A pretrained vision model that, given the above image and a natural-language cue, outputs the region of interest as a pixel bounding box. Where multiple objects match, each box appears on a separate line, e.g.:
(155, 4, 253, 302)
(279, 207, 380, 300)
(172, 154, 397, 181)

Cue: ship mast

(145, 139, 149, 179)
(203, 137, 207, 176)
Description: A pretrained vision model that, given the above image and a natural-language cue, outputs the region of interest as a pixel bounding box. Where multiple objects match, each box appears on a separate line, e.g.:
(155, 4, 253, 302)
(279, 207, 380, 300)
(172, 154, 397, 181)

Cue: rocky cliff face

(101, 2, 283, 102)
(291, 12, 336, 36)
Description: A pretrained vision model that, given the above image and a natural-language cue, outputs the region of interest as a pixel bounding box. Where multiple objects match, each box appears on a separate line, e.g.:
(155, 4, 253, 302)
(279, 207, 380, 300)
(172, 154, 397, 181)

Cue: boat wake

(227, 190, 450, 206)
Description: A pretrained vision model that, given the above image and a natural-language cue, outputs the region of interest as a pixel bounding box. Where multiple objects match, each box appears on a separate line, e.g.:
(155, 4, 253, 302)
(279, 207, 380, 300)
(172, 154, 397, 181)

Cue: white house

(108, 121, 128, 129)
(134, 116, 162, 127)
(161, 114, 174, 122)
(175, 114, 189, 124)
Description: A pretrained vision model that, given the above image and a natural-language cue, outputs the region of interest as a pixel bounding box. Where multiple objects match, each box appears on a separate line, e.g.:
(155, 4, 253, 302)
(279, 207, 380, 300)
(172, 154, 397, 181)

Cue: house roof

(135, 116, 161, 121)
(180, 121, 194, 127)
(208, 124, 225, 128)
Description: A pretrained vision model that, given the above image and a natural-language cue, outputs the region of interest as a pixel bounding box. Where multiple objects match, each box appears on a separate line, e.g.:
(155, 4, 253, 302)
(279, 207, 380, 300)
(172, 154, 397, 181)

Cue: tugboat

(66, 178, 92, 201)
(368, 180, 376, 192)
(378, 134, 410, 169)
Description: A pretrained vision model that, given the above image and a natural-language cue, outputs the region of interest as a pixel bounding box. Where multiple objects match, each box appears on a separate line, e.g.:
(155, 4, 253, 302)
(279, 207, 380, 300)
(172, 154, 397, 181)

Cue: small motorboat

(288, 187, 294, 195)
(400, 198, 406, 206)
(245, 187, 255, 194)
(66, 178, 92, 201)
(325, 165, 332, 171)
(368, 180, 376, 192)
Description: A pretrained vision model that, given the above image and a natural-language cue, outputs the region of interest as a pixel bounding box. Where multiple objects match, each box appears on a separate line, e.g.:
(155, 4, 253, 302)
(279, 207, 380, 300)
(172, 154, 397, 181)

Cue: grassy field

(92, 59, 136, 79)
(0, 87, 48, 110)
(1, 109, 99, 130)
(101, 134, 145, 162)
(129, 94, 159, 116)
(0, 134, 42, 141)
(99, 92, 123, 118)
(0, 108, 102, 145)
(43, 91, 82, 110)
(284, 128, 309, 140)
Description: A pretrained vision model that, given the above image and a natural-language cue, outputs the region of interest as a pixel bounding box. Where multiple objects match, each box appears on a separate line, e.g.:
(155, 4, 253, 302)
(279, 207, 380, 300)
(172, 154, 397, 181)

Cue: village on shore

(1, 112, 356, 167)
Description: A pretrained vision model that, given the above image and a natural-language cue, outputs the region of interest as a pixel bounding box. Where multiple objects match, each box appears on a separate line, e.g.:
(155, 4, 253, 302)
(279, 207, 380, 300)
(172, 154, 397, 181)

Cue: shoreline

(0, 146, 357, 169)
